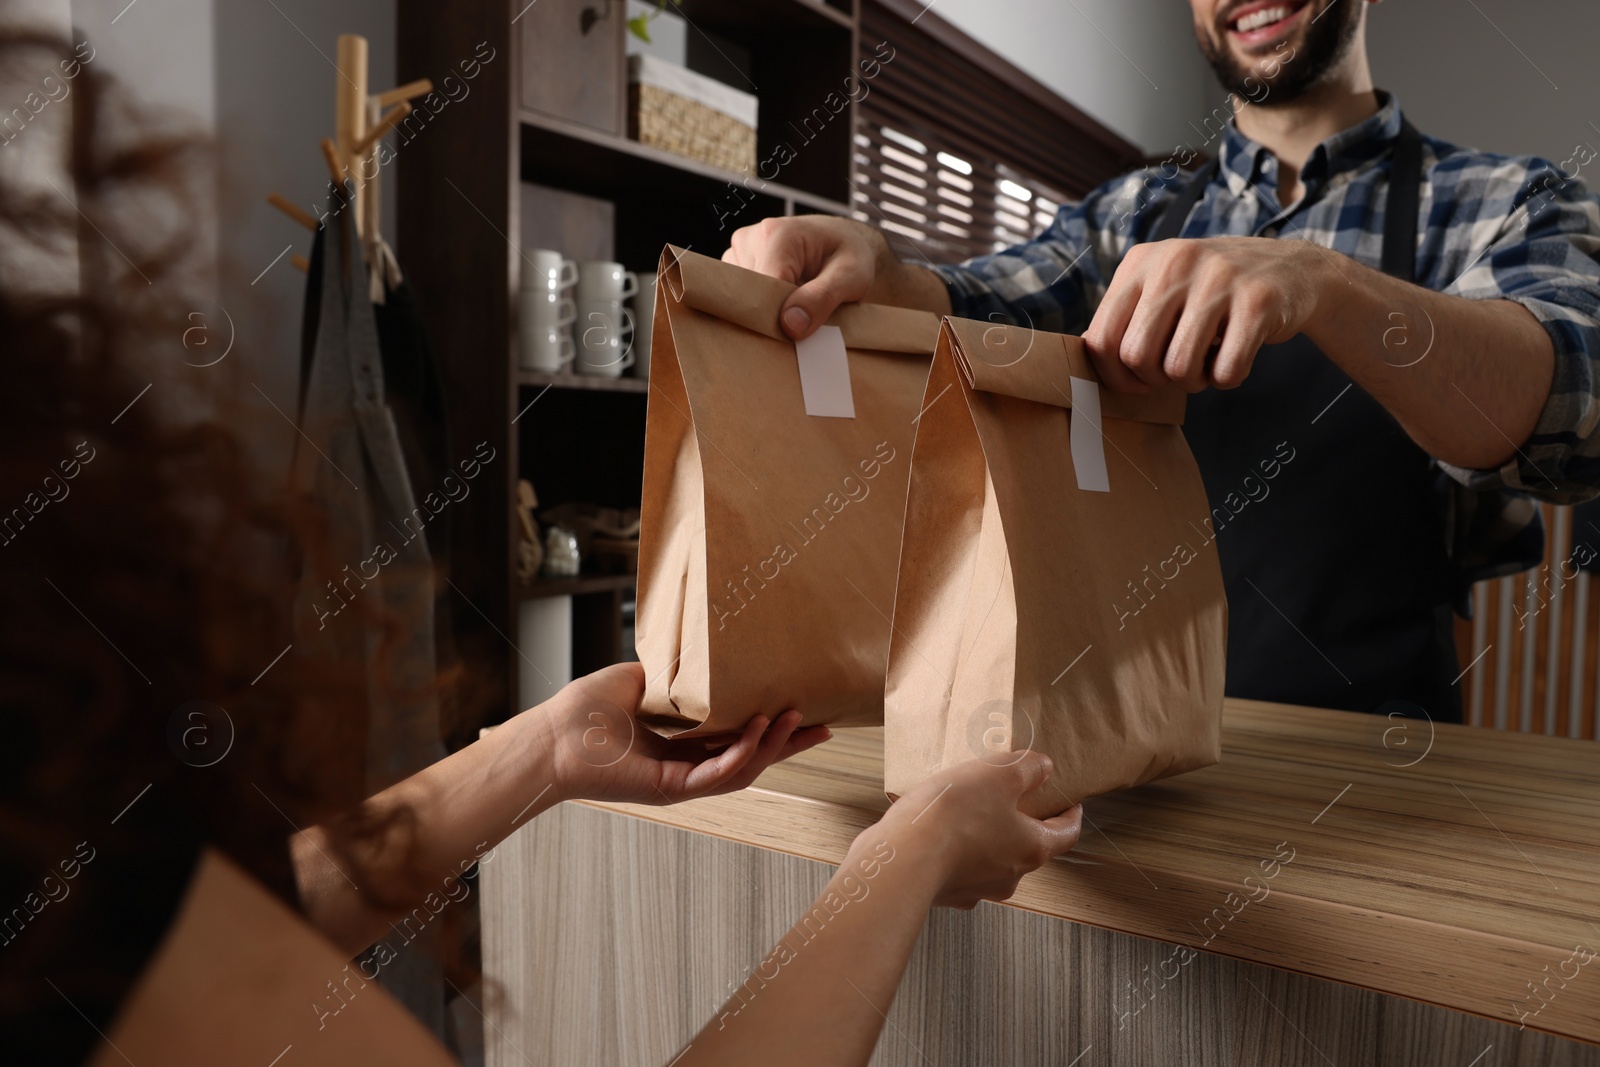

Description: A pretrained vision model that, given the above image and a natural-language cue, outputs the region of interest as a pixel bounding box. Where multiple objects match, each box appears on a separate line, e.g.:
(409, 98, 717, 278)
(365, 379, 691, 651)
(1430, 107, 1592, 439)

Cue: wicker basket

(628, 54, 757, 175)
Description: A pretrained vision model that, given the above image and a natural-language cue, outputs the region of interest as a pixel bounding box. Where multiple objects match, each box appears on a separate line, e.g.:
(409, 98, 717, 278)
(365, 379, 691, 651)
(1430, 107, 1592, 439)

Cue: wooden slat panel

(853, 1, 1141, 267)
(1567, 570, 1588, 737)
(869, 0, 1144, 163)
(1499, 575, 1518, 730)
(865, 55, 1112, 193)
(854, 136, 1061, 231)
(1581, 575, 1593, 738)
(861, 6, 1138, 191)
(1457, 504, 1600, 741)
(483, 800, 1600, 1065)
(1553, 507, 1577, 735)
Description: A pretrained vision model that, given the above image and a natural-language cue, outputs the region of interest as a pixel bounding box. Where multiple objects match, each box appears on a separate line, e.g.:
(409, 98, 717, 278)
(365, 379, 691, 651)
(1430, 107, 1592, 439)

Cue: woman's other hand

(856, 751, 1082, 910)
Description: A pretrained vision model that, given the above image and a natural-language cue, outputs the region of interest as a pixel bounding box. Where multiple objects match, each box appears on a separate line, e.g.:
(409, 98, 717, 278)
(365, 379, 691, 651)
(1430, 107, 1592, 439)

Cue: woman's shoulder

(96, 847, 455, 1067)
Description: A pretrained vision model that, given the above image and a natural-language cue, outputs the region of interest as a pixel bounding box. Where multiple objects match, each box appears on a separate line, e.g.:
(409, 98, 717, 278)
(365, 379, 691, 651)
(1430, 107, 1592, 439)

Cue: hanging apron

(290, 189, 448, 787)
(300, 227, 462, 753)
(1149, 120, 1462, 722)
(291, 188, 451, 1039)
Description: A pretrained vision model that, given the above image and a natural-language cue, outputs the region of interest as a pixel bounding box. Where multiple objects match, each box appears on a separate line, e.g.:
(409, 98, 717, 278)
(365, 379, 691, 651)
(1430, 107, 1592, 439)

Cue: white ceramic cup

(525, 248, 577, 293)
(519, 289, 577, 372)
(577, 261, 639, 306)
(575, 302, 636, 377)
(631, 272, 658, 379)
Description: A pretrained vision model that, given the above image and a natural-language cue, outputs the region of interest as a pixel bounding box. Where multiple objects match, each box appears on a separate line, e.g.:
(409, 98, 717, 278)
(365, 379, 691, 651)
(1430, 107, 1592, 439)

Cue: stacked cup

(631, 271, 659, 380)
(575, 261, 638, 378)
(520, 249, 578, 373)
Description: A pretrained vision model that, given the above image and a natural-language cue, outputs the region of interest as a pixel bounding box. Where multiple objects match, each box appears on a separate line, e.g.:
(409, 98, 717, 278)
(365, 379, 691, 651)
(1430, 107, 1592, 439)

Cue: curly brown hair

(0, 29, 455, 1058)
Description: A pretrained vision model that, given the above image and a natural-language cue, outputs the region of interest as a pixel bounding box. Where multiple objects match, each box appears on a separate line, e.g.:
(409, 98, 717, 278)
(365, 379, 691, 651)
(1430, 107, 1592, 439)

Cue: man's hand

(723, 215, 952, 339)
(1083, 236, 1331, 393)
(723, 216, 885, 339)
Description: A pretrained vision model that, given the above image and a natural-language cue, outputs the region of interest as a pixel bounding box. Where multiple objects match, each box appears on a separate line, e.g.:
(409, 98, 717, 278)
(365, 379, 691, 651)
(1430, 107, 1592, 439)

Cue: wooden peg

(335, 35, 369, 158)
(291, 254, 310, 273)
(336, 35, 369, 239)
(267, 192, 317, 232)
(361, 97, 382, 245)
(354, 101, 412, 158)
(376, 78, 432, 109)
(320, 138, 347, 188)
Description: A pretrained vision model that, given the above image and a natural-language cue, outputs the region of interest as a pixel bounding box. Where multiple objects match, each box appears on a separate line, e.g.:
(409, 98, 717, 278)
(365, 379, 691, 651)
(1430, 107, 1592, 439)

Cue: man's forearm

(866, 235, 953, 317)
(1306, 251, 1554, 471)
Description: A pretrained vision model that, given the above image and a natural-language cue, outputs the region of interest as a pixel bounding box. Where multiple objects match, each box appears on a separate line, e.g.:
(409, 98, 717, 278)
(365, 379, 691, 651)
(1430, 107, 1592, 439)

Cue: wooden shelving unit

(398, 0, 863, 729)
(518, 111, 852, 217)
(519, 573, 637, 600)
(517, 370, 649, 395)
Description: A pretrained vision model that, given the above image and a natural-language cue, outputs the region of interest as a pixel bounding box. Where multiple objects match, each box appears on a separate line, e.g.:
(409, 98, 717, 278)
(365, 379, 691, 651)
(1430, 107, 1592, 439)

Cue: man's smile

(1223, 0, 1314, 48)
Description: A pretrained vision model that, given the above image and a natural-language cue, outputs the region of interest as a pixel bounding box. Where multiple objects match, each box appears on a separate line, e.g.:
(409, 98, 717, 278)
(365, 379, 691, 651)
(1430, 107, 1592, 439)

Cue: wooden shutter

(1458, 503, 1600, 739)
(854, 0, 1144, 262)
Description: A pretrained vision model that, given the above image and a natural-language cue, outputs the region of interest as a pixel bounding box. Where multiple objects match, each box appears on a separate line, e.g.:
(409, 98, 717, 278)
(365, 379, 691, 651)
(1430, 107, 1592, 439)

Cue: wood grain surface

(577, 699, 1600, 1046)
(482, 801, 1600, 1066)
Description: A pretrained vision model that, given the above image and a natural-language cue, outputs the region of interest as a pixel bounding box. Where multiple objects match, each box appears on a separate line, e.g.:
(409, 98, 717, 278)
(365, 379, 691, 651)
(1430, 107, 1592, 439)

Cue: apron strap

(1381, 119, 1424, 284)
(1149, 157, 1219, 243)
(1148, 116, 1424, 284)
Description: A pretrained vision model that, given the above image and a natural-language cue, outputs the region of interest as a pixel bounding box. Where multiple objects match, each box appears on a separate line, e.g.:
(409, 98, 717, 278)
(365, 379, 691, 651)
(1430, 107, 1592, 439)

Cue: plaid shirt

(936, 92, 1600, 583)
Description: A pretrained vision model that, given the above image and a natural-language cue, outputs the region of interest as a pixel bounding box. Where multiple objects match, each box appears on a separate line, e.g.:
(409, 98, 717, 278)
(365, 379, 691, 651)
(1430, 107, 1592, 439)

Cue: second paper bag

(885, 317, 1227, 815)
(636, 247, 941, 735)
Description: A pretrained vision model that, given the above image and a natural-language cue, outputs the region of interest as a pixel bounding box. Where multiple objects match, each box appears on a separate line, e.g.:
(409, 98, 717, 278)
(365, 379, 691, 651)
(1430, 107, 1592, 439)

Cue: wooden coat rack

(266, 34, 431, 276)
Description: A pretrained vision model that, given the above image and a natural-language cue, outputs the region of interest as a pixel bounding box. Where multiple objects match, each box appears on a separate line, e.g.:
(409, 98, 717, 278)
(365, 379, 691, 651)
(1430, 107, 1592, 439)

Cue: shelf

(519, 573, 638, 600)
(519, 111, 852, 217)
(400, 0, 861, 724)
(518, 371, 649, 394)
(677, 0, 854, 33)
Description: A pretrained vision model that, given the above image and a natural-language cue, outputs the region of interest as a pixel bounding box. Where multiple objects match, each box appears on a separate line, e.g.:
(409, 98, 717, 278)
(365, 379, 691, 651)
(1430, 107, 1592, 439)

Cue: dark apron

(1149, 120, 1462, 722)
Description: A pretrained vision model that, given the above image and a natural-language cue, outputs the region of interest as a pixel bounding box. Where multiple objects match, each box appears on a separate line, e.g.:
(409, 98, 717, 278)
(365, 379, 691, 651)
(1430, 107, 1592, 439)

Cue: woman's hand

(295, 664, 826, 955)
(537, 662, 832, 806)
(856, 751, 1082, 910)
(678, 751, 1081, 1067)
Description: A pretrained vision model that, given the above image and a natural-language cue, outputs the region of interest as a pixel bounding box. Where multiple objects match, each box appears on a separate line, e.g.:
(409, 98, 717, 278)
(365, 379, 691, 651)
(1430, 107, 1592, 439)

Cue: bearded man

(722, 0, 1600, 722)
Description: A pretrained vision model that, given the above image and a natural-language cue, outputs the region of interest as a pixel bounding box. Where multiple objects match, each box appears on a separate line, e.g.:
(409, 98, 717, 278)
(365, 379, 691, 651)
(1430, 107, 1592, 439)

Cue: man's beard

(1197, 0, 1363, 104)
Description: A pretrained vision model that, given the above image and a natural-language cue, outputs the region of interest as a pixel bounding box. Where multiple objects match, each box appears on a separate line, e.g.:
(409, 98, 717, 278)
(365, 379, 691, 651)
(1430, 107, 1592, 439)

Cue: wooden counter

(482, 699, 1600, 1065)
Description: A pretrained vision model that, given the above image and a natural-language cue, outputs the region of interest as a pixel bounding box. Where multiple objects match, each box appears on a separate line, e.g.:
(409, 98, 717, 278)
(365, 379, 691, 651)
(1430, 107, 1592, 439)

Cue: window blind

(854, 0, 1144, 264)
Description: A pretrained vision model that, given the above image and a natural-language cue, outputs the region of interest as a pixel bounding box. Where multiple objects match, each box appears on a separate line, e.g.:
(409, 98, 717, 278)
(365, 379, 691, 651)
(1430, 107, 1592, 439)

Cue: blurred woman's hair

(0, 28, 462, 1050)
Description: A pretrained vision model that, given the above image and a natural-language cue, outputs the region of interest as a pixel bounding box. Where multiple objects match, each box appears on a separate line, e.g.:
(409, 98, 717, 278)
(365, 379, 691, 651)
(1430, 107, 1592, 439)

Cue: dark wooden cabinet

(399, 0, 859, 731)
(516, 0, 625, 134)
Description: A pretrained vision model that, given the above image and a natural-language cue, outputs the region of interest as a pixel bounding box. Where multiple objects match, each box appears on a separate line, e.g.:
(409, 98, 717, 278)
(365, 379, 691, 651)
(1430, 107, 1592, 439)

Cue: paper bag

(636, 247, 941, 735)
(884, 317, 1226, 816)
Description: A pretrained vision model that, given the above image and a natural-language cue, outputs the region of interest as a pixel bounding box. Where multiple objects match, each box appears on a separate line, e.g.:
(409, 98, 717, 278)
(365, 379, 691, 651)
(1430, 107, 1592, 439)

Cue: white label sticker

(794, 325, 855, 419)
(1069, 376, 1110, 493)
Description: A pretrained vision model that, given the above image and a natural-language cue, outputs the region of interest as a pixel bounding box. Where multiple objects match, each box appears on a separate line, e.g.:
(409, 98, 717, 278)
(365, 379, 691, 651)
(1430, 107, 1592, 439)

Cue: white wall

(934, 0, 1600, 174)
(930, 0, 1215, 156)
(74, 0, 214, 130)
(61, 0, 396, 461)
(214, 0, 396, 420)
(1368, 0, 1600, 164)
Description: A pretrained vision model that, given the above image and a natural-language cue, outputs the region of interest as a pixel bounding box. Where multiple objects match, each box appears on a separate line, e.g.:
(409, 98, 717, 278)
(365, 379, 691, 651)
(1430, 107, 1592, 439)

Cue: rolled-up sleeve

(933, 170, 1169, 337)
(1439, 159, 1600, 503)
